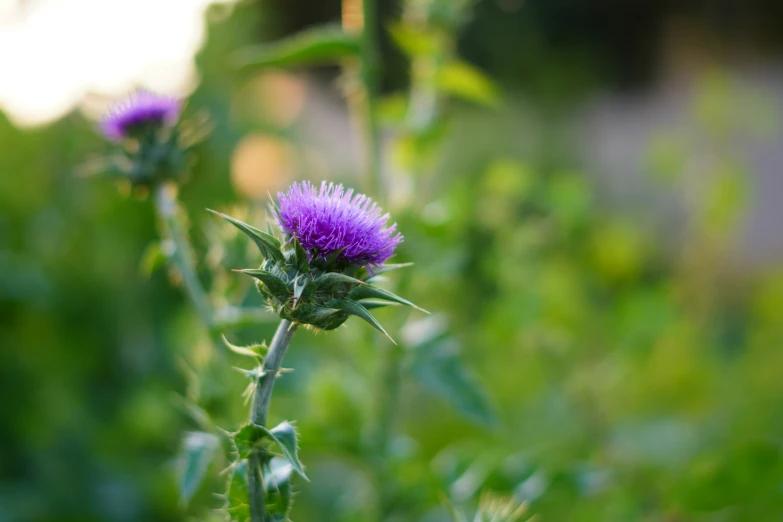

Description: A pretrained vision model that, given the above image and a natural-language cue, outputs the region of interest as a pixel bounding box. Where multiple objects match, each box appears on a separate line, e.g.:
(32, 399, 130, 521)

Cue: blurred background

(2, 0, 783, 520)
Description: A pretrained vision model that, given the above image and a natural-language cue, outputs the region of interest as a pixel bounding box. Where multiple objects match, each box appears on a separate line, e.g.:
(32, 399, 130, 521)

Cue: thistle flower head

(100, 90, 181, 141)
(213, 180, 423, 336)
(275, 181, 402, 268)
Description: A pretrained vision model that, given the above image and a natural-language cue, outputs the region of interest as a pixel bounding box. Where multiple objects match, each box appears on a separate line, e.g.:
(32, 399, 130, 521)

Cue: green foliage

(3, 1, 783, 522)
(178, 431, 221, 504)
(235, 24, 360, 71)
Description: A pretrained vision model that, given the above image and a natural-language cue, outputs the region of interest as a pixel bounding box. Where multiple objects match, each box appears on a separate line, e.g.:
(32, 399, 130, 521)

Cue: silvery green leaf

(178, 431, 220, 504)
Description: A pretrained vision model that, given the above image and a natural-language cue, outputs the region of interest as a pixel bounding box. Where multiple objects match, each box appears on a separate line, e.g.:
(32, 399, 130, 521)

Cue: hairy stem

(247, 319, 297, 522)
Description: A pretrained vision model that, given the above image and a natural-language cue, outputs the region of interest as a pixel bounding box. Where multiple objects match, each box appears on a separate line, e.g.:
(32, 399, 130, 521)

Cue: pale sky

(0, 0, 232, 126)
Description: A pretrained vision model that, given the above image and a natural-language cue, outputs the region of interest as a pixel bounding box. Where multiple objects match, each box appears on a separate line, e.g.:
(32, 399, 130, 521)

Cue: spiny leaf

(360, 300, 400, 310)
(226, 460, 251, 521)
(292, 237, 310, 273)
(265, 458, 294, 518)
(268, 421, 308, 481)
(327, 299, 396, 344)
(231, 423, 308, 481)
(235, 24, 360, 71)
(292, 276, 308, 308)
(178, 431, 220, 504)
(315, 272, 367, 291)
(222, 335, 268, 359)
(349, 284, 428, 313)
(358, 262, 413, 280)
(232, 423, 273, 459)
(209, 209, 285, 264)
(238, 269, 289, 298)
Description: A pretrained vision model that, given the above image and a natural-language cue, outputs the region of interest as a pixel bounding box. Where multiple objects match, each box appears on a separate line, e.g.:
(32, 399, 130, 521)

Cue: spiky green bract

(211, 210, 425, 339)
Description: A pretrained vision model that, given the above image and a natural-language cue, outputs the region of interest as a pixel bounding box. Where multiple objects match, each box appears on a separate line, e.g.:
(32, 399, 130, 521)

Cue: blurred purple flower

(100, 91, 181, 141)
(276, 181, 403, 267)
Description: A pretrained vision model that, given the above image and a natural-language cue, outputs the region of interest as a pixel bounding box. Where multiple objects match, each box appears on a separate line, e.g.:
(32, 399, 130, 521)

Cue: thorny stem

(247, 319, 298, 522)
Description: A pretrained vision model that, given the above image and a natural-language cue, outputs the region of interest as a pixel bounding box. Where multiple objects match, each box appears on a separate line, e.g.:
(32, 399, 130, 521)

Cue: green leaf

(388, 22, 442, 57)
(357, 262, 413, 280)
(178, 431, 220, 504)
(222, 335, 268, 359)
(292, 237, 310, 273)
(349, 284, 428, 313)
(232, 423, 308, 481)
(292, 276, 308, 308)
(360, 300, 400, 310)
(412, 340, 497, 426)
(209, 209, 285, 264)
(437, 60, 501, 107)
(225, 460, 251, 521)
(239, 269, 290, 298)
(315, 272, 367, 291)
(235, 24, 360, 71)
(265, 458, 294, 519)
(268, 421, 308, 480)
(327, 299, 396, 344)
(233, 423, 273, 459)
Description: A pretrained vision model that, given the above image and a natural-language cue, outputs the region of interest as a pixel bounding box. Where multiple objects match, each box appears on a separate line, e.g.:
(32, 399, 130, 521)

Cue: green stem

(359, 0, 382, 195)
(247, 319, 297, 522)
(251, 319, 297, 426)
(154, 183, 215, 329)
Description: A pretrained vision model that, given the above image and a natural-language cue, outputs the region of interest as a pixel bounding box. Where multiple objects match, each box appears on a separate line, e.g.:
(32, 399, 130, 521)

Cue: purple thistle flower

(100, 90, 181, 141)
(276, 181, 403, 267)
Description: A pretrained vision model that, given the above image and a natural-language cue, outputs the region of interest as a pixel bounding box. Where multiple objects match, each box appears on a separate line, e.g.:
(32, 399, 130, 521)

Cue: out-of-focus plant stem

(154, 182, 272, 339)
(360, 0, 381, 195)
(344, 0, 383, 195)
(247, 319, 298, 522)
(155, 182, 216, 330)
